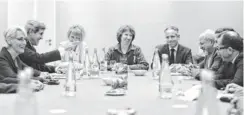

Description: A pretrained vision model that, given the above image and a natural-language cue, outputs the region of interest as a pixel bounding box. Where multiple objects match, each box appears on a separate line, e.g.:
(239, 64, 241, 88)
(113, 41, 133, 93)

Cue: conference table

(0, 71, 230, 115)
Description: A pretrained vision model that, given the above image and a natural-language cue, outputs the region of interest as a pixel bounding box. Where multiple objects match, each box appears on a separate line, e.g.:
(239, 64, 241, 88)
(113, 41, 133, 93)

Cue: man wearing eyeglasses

(214, 31, 243, 89)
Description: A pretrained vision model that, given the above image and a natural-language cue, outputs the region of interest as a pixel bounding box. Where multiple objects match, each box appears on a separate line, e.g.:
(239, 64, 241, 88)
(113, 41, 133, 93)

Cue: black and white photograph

(0, 0, 243, 115)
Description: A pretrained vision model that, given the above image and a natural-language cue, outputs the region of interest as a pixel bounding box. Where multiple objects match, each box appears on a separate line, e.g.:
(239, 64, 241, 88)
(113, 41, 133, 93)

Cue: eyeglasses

(217, 46, 229, 50)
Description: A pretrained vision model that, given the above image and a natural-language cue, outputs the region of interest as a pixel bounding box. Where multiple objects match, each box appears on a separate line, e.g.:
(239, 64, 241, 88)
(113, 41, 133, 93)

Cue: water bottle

(159, 54, 173, 99)
(90, 48, 100, 78)
(152, 48, 161, 80)
(100, 47, 108, 72)
(83, 48, 91, 78)
(76, 44, 83, 80)
(195, 69, 219, 115)
(15, 67, 38, 115)
(64, 53, 76, 97)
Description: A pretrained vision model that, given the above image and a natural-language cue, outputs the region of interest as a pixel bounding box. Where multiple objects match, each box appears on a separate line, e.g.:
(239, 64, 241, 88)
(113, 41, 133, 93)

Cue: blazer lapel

(176, 44, 183, 63)
(26, 40, 36, 52)
(208, 48, 216, 68)
(1, 48, 18, 73)
(161, 44, 170, 57)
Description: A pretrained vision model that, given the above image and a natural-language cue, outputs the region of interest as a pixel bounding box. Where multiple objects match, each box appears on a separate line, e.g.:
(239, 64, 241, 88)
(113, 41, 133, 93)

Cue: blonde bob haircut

(4, 27, 26, 45)
(67, 25, 85, 41)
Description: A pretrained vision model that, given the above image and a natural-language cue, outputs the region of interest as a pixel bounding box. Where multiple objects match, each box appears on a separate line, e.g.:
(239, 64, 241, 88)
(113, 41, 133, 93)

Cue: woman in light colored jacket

(60, 25, 87, 62)
(56, 25, 87, 72)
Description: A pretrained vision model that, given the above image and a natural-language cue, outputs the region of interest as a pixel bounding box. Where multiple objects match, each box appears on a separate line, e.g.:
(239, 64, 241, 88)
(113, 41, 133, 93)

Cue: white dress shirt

(168, 44, 178, 62)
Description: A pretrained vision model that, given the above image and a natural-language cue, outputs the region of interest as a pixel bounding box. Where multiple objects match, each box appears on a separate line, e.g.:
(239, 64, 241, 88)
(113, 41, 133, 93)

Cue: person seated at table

(59, 24, 87, 63)
(151, 26, 193, 68)
(105, 25, 149, 70)
(53, 25, 87, 73)
(19, 20, 77, 73)
(212, 31, 243, 89)
(193, 28, 235, 66)
(191, 29, 222, 79)
(0, 27, 44, 86)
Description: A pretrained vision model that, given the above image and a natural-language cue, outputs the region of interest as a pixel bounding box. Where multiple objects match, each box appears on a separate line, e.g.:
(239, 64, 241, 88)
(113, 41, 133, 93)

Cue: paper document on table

(179, 85, 202, 101)
(50, 73, 66, 79)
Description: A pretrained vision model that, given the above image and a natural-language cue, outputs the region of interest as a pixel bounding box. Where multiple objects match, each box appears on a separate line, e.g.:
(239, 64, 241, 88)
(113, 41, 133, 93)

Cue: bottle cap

(69, 53, 73, 61)
(200, 69, 214, 82)
(24, 67, 33, 79)
(162, 54, 169, 59)
(18, 70, 26, 80)
(18, 70, 30, 85)
(154, 48, 159, 52)
(85, 48, 89, 53)
(94, 48, 97, 53)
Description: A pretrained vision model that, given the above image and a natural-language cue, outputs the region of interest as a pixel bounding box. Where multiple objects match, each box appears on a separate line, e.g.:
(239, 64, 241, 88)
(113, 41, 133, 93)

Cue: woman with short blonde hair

(0, 27, 42, 86)
(60, 24, 87, 63)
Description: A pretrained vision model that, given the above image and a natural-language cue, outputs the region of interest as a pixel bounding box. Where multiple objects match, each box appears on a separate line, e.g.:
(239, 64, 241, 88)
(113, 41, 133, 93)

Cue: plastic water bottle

(64, 53, 76, 97)
(100, 47, 108, 72)
(159, 54, 173, 99)
(195, 69, 219, 115)
(83, 48, 91, 78)
(152, 48, 161, 80)
(15, 67, 38, 115)
(90, 48, 100, 78)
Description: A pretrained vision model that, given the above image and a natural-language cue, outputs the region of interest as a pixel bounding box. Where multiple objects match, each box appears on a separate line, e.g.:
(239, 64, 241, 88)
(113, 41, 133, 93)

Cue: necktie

(170, 49, 175, 65)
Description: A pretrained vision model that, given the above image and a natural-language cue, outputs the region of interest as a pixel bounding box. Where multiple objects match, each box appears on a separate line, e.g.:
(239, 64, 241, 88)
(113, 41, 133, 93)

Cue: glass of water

(171, 75, 184, 96)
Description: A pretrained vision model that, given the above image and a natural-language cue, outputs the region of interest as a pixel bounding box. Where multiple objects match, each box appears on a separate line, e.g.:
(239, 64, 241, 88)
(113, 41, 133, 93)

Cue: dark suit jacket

(152, 44, 193, 67)
(195, 48, 222, 80)
(199, 48, 222, 71)
(0, 83, 17, 93)
(0, 47, 40, 84)
(214, 53, 243, 89)
(19, 40, 61, 73)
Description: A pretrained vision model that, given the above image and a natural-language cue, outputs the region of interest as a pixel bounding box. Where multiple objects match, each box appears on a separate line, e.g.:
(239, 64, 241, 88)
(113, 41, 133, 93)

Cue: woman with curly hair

(105, 25, 149, 70)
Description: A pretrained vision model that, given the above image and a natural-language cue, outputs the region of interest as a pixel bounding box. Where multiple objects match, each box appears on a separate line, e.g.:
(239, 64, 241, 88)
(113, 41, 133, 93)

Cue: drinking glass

(171, 75, 184, 96)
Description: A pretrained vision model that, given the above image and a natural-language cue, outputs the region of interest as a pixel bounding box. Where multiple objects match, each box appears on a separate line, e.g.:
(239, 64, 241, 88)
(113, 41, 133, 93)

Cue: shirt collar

(231, 53, 240, 64)
(168, 44, 178, 52)
(115, 43, 136, 54)
(26, 39, 34, 47)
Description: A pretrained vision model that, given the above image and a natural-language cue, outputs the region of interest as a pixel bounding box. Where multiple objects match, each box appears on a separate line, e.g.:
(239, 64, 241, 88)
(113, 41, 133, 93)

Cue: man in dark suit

(213, 31, 243, 89)
(151, 26, 192, 68)
(19, 20, 76, 73)
(192, 29, 223, 79)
